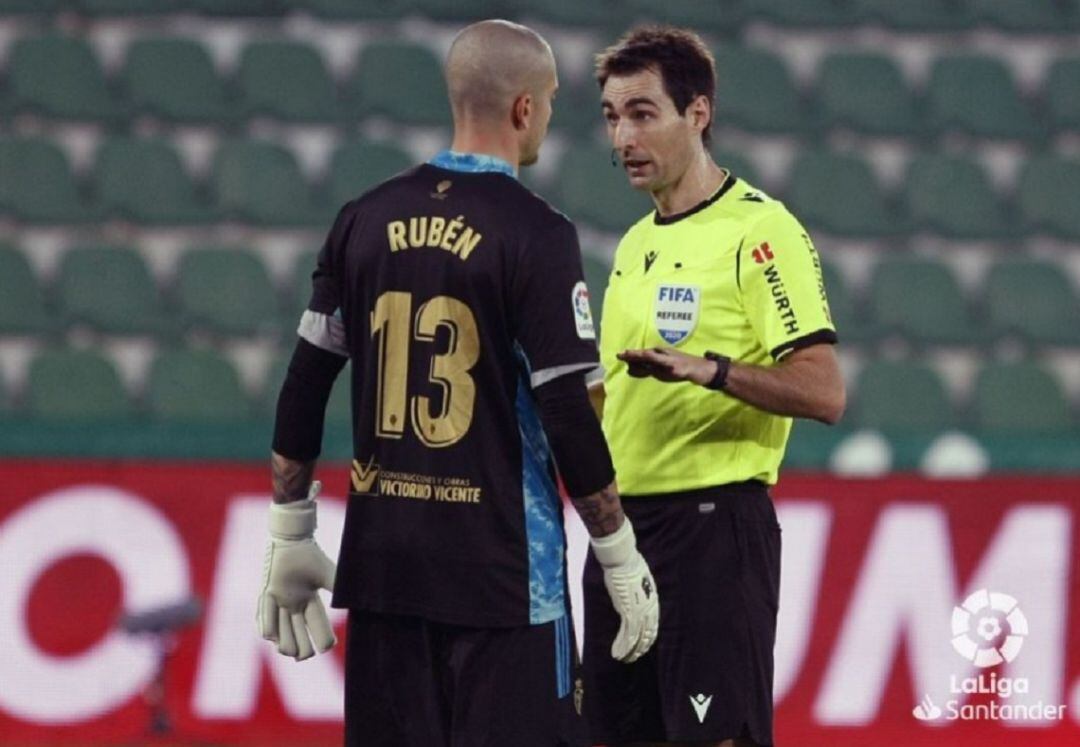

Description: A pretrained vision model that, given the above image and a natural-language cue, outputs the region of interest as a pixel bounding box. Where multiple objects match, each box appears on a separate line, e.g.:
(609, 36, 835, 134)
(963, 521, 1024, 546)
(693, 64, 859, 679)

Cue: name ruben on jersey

(386, 215, 484, 260)
(654, 284, 701, 345)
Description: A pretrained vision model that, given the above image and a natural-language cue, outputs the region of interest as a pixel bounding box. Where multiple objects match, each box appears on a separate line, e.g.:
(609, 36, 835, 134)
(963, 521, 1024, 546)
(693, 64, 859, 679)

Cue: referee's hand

(618, 347, 716, 386)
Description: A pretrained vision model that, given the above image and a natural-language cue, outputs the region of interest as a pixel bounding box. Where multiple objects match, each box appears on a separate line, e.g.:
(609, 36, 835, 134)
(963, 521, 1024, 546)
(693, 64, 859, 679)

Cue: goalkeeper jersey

(599, 174, 836, 493)
(305, 151, 600, 627)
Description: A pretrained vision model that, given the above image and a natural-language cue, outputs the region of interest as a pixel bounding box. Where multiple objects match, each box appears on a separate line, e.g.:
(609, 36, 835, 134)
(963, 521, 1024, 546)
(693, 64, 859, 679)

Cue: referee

(582, 26, 846, 747)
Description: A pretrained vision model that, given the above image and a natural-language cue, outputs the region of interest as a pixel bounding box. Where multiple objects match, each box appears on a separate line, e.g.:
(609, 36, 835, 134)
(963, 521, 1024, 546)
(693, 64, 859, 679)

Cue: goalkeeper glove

(257, 481, 337, 660)
(590, 518, 659, 662)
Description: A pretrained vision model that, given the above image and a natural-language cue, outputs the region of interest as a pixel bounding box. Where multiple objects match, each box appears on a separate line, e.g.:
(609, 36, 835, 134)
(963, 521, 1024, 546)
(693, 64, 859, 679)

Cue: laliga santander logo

(950, 589, 1028, 668)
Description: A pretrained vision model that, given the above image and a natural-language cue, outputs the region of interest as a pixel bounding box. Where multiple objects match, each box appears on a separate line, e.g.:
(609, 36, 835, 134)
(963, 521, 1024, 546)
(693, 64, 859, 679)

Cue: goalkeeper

(255, 19, 658, 747)
(584, 26, 846, 747)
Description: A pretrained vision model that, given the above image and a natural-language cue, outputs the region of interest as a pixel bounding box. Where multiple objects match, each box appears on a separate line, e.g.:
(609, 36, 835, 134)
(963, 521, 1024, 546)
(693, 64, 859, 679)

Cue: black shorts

(345, 609, 587, 747)
(582, 481, 781, 745)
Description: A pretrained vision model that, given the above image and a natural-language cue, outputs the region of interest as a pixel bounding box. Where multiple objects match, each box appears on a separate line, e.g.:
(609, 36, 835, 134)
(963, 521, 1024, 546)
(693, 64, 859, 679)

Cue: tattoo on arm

(570, 482, 625, 538)
(271, 451, 316, 504)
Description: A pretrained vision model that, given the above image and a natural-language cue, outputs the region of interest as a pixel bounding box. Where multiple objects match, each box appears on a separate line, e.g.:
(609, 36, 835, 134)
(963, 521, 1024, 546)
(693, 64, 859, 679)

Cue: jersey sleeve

(298, 204, 356, 357)
(737, 207, 837, 361)
(511, 216, 601, 388)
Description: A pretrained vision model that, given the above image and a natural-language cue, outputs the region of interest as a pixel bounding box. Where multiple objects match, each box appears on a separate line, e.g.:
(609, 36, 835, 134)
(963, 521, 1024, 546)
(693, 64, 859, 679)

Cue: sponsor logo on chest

(654, 284, 700, 345)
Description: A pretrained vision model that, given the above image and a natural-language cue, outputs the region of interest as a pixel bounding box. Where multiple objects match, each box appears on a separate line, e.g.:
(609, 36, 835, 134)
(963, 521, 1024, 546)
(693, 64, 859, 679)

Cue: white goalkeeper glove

(590, 518, 659, 662)
(257, 481, 337, 661)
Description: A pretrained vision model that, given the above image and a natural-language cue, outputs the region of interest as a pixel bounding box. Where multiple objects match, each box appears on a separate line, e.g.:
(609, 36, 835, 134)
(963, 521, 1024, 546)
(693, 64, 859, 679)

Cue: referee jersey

(599, 174, 836, 493)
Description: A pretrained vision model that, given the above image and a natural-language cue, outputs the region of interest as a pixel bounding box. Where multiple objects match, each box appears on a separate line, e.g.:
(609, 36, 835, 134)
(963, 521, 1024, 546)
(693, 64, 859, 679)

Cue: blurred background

(0, 1, 1078, 746)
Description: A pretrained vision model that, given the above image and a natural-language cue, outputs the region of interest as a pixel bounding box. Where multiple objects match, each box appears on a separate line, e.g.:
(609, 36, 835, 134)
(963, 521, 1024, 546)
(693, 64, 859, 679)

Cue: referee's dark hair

(594, 25, 717, 147)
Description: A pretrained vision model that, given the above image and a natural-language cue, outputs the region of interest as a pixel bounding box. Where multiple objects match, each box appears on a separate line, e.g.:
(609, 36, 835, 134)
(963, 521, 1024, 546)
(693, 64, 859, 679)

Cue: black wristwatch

(703, 351, 731, 391)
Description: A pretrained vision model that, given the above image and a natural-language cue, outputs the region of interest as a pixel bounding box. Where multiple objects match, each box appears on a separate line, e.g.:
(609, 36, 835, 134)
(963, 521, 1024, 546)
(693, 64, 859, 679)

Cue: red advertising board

(0, 461, 1077, 746)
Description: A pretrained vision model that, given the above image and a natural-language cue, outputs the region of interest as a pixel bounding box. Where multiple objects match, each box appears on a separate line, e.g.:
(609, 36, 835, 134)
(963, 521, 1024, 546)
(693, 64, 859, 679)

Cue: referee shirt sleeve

(511, 216, 600, 387)
(737, 207, 837, 361)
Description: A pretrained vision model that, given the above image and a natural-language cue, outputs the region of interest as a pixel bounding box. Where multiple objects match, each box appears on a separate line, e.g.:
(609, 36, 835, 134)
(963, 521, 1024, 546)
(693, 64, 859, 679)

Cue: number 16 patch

(654, 284, 701, 345)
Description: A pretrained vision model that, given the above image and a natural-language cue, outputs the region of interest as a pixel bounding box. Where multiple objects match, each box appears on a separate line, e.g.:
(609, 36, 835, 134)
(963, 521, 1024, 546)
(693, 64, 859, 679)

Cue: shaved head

(446, 19, 556, 122)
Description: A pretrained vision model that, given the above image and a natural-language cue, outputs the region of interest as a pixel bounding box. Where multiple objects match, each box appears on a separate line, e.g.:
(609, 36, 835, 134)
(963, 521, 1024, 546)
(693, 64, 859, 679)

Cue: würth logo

(752, 242, 774, 264)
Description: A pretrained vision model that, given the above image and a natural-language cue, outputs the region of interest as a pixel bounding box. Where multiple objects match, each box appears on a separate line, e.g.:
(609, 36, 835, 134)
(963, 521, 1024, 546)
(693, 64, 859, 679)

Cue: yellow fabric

(600, 177, 835, 492)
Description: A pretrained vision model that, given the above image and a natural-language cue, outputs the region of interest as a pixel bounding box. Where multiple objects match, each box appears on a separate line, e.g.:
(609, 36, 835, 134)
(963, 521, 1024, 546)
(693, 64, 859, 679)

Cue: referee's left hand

(618, 347, 716, 386)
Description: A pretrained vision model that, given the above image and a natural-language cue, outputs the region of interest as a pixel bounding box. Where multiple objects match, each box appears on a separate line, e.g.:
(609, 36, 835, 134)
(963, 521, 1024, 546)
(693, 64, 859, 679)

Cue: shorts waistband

(622, 480, 769, 503)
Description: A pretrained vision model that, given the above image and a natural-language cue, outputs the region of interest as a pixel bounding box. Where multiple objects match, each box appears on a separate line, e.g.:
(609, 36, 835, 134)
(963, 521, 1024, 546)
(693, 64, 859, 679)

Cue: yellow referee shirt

(599, 175, 836, 493)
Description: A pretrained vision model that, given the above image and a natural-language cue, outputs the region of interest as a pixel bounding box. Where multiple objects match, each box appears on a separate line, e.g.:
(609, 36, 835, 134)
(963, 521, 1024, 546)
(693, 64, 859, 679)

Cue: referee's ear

(686, 93, 711, 143)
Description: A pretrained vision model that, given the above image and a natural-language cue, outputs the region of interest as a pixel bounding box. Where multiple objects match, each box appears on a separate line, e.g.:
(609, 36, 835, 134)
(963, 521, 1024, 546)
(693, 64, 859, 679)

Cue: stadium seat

(288, 249, 320, 327)
(238, 41, 339, 122)
(1017, 155, 1080, 239)
(869, 257, 979, 345)
(147, 349, 250, 422)
(327, 140, 413, 209)
(298, 0, 410, 18)
(177, 247, 280, 337)
(816, 53, 919, 136)
(970, 0, 1080, 32)
(982, 259, 1080, 346)
(972, 363, 1073, 434)
(746, 0, 858, 27)
(122, 38, 234, 123)
(348, 42, 451, 126)
(548, 78, 604, 136)
(712, 46, 805, 133)
(415, 0, 506, 21)
(212, 140, 325, 226)
(1046, 58, 1080, 132)
(714, 149, 761, 186)
(855, 0, 972, 30)
(903, 153, 1011, 239)
(629, 0, 748, 33)
(190, 0, 284, 14)
(8, 35, 121, 121)
(0, 244, 52, 335)
(854, 361, 953, 432)
(0, 138, 98, 224)
(786, 151, 898, 237)
(27, 350, 133, 421)
(94, 137, 215, 225)
(925, 55, 1041, 140)
(57, 245, 172, 336)
(557, 143, 654, 232)
(820, 260, 872, 343)
(74, 0, 179, 13)
(0, 0, 61, 12)
(518, 0, 635, 28)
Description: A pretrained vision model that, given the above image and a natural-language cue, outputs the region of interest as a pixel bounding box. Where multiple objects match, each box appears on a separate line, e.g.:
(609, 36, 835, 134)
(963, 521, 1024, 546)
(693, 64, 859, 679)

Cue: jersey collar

(429, 150, 517, 179)
(653, 170, 735, 225)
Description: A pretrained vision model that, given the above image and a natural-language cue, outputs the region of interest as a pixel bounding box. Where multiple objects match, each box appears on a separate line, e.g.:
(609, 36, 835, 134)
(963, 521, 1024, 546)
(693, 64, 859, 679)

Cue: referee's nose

(611, 120, 637, 157)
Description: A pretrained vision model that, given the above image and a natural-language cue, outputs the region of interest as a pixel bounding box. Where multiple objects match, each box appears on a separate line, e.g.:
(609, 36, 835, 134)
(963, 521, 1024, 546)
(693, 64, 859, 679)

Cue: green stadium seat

(288, 249, 320, 329)
(0, 138, 98, 224)
(238, 41, 339, 122)
(629, 0, 748, 33)
(349, 42, 450, 126)
(557, 143, 654, 232)
(122, 38, 234, 123)
(212, 140, 325, 226)
(191, 0, 284, 14)
(1017, 155, 1080, 238)
(856, 0, 972, 30)
(517, 0, 635, 28)
(973, 363, 1073, 434)
(57, 245, 172, 336)
(854, 361, 953, 432)
(94, 137, 215, 225)
(746, 0, 858, 27)
(581, 252, 612, 328)
(0, 244, 52, 335)
(971, 0, 1079, 32)
(0, 0, 61, 11)
(415, 0, 505, 21)
(714, 149, 761, 186)
(1046, 58, 1080, 132)
(903, 153, 1012, 239)
(8, 35, 121, 121)
(148, 349, 251, 422)
(74, 0, 179, 12)
(816, 53, 919, 135)
(177, 247, 280, 337)
(298, 0, 411, 18)
(983, 259, 1080, 346)
(820, 260, 872, 343)
(27, 350, 133, 421)
(925, 55, 1041, 140)
(786, 151, 898, 237)
(548, 78, 604, 136)
(869, 257, 979, 345)
(327, 141, 413, 209)
(713, 46, 805, 133)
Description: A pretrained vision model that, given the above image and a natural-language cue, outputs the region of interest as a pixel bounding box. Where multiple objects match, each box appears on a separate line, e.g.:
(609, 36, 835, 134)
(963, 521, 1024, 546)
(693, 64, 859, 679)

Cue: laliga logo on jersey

(950, 589, 1028, 667)
(571, 281, 596, 340)
(654, 284, 700, 345)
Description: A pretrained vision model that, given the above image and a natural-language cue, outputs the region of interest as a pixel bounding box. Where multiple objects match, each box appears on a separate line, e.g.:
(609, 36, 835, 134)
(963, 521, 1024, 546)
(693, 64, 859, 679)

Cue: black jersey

(304, 154, 599, 627)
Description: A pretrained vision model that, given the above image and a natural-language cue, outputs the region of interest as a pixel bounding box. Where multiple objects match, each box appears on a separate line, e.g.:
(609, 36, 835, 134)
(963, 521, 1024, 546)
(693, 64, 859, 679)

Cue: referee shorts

(582, 480, 781, 746)
(344, 609, 586, 747)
